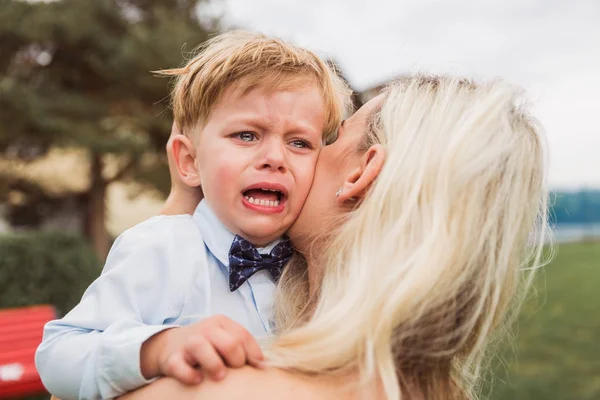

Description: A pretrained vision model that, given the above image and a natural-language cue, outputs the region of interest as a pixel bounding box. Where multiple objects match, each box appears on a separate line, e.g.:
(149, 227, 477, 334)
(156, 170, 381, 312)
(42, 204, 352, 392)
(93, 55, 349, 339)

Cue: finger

(242, 335, 265, 369)
(187, 336, 228, 381)
(162, 353, 203, 385)
(220, 319, 265, 368)
(208, 328, 246, 369)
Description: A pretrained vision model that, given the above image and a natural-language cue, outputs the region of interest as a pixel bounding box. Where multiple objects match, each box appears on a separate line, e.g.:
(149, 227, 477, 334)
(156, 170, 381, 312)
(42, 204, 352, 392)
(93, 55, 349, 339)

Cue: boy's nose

(257, 138, 287, 173)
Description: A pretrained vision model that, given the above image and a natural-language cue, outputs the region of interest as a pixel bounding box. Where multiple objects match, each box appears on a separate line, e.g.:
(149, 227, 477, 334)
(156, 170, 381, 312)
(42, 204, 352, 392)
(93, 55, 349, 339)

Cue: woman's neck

(305, 251, 324, 298)
(293, 224, 341, 301)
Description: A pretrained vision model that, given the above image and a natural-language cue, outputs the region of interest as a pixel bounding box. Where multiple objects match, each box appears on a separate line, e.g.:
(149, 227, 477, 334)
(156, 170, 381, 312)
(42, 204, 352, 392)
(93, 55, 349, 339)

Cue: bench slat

(0, 305, 56, 399)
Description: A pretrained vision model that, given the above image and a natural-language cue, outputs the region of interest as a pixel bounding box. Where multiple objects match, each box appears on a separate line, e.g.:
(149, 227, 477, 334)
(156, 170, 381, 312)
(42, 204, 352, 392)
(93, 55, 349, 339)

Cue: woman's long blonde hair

(267, 76, 552, 399)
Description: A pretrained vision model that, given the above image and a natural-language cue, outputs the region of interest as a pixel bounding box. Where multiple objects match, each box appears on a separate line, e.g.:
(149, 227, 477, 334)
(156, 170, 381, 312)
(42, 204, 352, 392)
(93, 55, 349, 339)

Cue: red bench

(0, 305, 56, 399)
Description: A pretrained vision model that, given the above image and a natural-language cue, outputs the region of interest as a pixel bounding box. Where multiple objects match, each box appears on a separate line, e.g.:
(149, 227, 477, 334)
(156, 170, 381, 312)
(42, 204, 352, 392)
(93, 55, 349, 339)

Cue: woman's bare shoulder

(205, 367, 327, 399)
(120, 367, 328, 400)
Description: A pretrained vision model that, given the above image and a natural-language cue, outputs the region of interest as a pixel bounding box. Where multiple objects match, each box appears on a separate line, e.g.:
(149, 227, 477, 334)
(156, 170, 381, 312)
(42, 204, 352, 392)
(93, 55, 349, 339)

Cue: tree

(0, 0, 218, 258)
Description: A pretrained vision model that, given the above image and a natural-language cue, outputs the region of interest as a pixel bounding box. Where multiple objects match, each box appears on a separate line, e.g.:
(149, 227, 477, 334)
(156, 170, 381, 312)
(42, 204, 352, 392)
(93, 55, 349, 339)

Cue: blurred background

(0, 0, 598, 399)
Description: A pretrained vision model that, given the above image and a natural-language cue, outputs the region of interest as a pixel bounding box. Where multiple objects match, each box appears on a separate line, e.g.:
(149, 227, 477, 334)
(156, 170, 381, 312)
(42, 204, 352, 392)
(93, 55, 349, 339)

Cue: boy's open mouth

(242, 185, 287, 208)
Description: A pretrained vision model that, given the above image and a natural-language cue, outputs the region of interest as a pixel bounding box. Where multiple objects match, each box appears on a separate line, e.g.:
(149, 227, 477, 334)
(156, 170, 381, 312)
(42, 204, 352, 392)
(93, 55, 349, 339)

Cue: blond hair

(156, 30, 351, 143)
(268, 76, 552, 400)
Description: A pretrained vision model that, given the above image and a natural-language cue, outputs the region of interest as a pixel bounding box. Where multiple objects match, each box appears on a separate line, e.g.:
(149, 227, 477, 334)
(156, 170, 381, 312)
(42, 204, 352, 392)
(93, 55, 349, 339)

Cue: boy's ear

(337, 144, 386, 204)
(171, 134, 202, 188)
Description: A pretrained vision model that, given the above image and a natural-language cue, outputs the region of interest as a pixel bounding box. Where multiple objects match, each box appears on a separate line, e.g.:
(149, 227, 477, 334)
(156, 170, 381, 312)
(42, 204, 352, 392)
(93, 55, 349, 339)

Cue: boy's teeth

(244, 195, 280, 207)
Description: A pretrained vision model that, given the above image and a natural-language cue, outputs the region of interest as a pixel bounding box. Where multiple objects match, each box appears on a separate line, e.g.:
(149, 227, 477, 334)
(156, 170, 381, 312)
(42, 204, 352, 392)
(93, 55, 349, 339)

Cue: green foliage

(0, 0, 217, 194)
(0, 231, 101, 315)
(490, 241, 600, 400)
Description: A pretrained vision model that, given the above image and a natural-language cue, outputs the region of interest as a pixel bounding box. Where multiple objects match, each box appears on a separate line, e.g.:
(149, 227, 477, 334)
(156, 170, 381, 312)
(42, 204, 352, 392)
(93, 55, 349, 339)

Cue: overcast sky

(205, 0, 600, 189)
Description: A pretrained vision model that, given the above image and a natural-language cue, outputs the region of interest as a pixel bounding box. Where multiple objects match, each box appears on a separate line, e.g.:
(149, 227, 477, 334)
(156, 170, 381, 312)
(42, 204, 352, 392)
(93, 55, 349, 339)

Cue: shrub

(0, 230, 100, 315)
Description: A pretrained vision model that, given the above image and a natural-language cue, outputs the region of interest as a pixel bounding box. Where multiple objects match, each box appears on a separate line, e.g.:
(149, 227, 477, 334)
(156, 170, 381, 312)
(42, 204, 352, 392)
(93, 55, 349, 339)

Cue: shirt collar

(192, 200, 283, 268)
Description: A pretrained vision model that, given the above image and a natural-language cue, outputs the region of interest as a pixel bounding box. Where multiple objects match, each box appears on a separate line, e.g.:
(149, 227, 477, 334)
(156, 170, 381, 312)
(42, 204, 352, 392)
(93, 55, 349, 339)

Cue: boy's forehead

(221, 76, 322, 103)
(185, 69, 340, 139)
(197, 82, 325, 138)
(211, 79, 324, 117)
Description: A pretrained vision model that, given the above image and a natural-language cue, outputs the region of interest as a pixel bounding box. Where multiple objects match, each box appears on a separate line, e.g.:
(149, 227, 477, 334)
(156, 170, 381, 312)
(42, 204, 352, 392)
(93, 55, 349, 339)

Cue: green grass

(490, 241, 600, 400)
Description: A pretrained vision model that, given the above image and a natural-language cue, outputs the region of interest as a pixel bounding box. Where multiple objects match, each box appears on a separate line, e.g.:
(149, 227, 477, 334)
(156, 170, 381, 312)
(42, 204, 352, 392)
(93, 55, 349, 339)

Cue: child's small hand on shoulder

(140, 315, 264, 384)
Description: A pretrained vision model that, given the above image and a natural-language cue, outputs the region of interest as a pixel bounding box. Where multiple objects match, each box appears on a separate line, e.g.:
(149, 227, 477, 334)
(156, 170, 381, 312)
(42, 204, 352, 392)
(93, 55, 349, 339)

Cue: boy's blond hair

(157, 30, 351, 142)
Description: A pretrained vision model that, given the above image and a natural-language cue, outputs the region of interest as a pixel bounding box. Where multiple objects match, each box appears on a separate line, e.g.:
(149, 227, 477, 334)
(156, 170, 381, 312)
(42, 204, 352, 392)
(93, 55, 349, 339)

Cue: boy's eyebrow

(225, 115, 322, 136)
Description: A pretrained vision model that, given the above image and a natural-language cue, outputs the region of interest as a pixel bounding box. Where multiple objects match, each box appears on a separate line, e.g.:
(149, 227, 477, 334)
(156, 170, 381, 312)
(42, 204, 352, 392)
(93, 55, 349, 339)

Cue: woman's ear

(171, 134, 202, 188)
(337, 144, 386, 204)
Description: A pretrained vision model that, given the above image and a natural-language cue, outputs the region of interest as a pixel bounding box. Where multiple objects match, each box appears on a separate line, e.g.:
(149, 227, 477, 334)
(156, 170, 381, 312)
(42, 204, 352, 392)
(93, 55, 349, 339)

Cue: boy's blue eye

(290, 139, 311, 149)
(237, 132, 256, 142)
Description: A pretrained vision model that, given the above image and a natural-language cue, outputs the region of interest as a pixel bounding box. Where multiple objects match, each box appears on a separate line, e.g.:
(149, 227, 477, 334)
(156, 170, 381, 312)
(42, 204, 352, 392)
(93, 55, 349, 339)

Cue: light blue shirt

(35, 200, 279, 400)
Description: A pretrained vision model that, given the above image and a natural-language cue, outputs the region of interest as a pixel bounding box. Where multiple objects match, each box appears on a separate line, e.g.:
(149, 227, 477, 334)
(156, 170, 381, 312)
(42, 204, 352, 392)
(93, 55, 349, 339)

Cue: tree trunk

(86, 152, 109, 260)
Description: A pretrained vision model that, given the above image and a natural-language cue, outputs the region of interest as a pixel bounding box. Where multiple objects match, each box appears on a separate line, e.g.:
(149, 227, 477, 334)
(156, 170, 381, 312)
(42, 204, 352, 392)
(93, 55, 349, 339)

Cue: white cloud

(213, 0, 600, 188)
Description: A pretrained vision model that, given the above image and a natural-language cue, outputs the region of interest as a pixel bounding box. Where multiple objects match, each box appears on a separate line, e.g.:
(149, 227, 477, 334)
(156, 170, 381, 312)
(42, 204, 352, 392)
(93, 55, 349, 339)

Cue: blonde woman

(121, 75, 550, 400)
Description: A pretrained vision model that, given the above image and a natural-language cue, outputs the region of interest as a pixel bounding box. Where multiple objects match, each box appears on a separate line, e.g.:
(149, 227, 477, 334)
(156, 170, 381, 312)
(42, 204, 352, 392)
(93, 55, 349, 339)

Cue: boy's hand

(140, 315, 264, 385)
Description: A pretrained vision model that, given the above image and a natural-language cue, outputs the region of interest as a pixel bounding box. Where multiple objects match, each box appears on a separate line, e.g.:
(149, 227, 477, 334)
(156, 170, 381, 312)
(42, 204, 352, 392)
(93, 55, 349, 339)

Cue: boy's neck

(200, 199, 282, 248)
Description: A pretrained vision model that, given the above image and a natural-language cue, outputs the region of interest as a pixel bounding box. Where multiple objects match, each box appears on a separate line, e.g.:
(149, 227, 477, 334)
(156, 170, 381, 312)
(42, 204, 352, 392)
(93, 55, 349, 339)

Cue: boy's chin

(238, 223, 289, 247)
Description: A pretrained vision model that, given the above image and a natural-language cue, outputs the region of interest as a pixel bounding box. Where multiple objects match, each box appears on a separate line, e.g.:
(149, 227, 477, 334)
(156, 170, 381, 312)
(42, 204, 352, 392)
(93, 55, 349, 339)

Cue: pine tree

(0, 0, 217, 258)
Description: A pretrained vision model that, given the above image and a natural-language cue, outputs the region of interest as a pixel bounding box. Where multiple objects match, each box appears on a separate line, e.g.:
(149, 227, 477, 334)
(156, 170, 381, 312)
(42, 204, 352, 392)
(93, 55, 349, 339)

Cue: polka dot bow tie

(228, 235, 293, 292)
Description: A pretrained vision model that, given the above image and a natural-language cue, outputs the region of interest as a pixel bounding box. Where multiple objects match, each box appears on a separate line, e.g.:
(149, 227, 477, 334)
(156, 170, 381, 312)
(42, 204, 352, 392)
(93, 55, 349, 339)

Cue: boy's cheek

(291, 155, 316, 180)
(292, 165, 318, 207)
